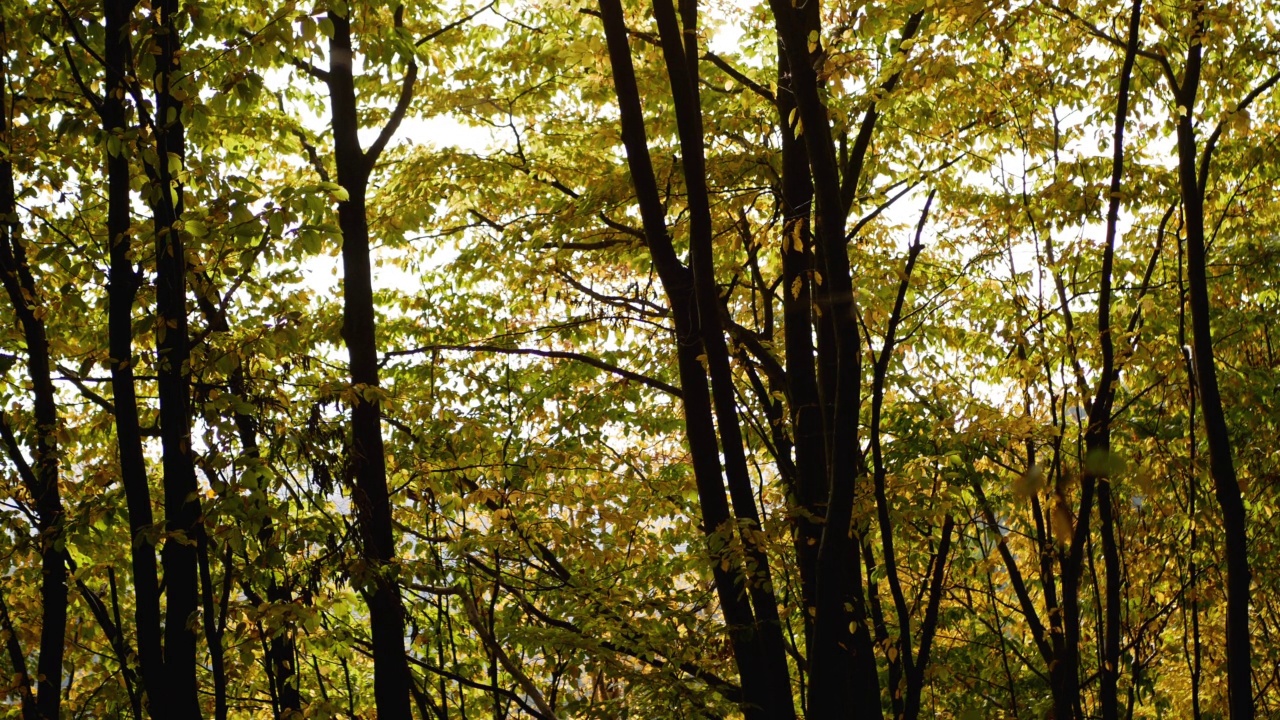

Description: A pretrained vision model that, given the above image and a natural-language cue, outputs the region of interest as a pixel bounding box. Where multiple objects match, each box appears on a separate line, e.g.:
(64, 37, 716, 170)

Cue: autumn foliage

(0, 0, 1277, 718)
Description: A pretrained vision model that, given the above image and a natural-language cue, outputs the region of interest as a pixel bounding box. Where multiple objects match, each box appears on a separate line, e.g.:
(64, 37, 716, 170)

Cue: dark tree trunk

(1042, 4, 1143, 715)
(145, 0, 204, 713)
(0, 35, 67, 720)
(100, 0, 166, 713)
(325, 8, 415, 717)
(1173, 27, 1253, 720)
(1095, 4, 1143, 717)
(648, 1, 795, 716)
(903, 516, 954, 720)
(767, 4, 923, 715)
(773, 12, 824, 680)
(594, 2, 779, 715)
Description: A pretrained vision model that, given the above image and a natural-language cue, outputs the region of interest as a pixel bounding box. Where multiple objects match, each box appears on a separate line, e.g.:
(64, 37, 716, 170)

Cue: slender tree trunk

(771, 5, 826, 686)
(648, 2, 795, 715)
(0, 36, 67, 719)
(100, 0, 166, 713)
(765, 2, 888, 712)
(903, 516, 954, 720)
(868, 193, 941, 720)
(1095, 4, 1143, 717)
(1044, 6, 1143, 715)
(145, 0, 204, 713)
(1177, 239, 1204, 720)
(196, 533, 228, 720)
(594, 3, 778, 715)
(325, 9, 414, 716)
(1174, 34, 1253, 718)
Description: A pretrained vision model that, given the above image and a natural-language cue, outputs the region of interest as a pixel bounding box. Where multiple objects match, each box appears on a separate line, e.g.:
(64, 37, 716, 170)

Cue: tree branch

(366, 6, 418, 169)
(703, 52, 774, 102)
(416, 1, 497, 46)
(838, 11, 925, 219)
(1197, 70, 1280, 196)
(459, 589, 561, 719)
(383, 343, 681, 397)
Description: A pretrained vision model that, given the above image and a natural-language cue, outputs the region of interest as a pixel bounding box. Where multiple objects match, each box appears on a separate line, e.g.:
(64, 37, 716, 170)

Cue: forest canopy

(0, 0, 1277, 717)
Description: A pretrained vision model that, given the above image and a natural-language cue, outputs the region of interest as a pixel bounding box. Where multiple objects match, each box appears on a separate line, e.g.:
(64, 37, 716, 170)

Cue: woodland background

(0, 0, 1277, 717)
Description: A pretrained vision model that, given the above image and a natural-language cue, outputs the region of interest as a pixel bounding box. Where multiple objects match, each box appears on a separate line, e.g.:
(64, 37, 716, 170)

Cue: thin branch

(275, 93, 331, 182)
(55, 364, 115, 414)
(0, 585, 34, 719)
(50, 0, 107, 68)
(1047, 3, 1176, 89)
(366, 5, 418, 168)
(58, 41, 103, 112)
(460, 590, 560, 719)
(579, 8, 660, 47)
(0, 411, 38, 496)
(416, 1, 497, 46)
(838, 10, 925, 218)
(1197, 70, 1280, 195)
(288, 54, 330, 83)
(1121, 202, 1175, 339)
(703, 52, 774, 102)
(405, 654, 552, 719)
(597, 213, 645, 239)
(384, 343, 682, 397)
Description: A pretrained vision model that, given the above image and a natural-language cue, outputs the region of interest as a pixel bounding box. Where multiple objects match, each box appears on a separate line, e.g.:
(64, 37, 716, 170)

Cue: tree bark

(0, 35, 67, 719)
(647, 1, 796, 716)
(146, 0, 204, 713)
(1173, 22, 1253, 719)
(594, 2, 781, 715)
(325, 8, 415, 716)
(100, 0, 166, 713)
(1095, 3, 1143, 717)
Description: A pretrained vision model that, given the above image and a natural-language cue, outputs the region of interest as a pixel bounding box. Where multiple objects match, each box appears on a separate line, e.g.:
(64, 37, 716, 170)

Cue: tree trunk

(326, 9, 414, 716)
(145, 0, 204, 713)
(594, 2, 783, 715)
(0, 34, 67, 719)
(648, 1, 796, 715)
(1174, 30, 1253, 720)
(101, 0, 166, 713)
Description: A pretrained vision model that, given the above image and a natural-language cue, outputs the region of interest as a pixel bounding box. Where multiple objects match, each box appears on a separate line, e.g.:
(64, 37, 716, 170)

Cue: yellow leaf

(1052, 502, 1074, 544)
(1013, 463, 1045, 497)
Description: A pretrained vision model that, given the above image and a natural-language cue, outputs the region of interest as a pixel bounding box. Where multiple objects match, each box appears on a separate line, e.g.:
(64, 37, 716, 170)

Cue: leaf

(1012, 463, 1045, 497)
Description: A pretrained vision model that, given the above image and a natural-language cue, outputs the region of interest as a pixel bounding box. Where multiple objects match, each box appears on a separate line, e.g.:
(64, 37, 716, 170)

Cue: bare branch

(460, 589, 561, 719)
(382, 343, 682, 398)
(1198, 70, 1280, 194)
(416, 1, 497, 46)
(366, 6, 418, 168)
(704, 52, 774, 102)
